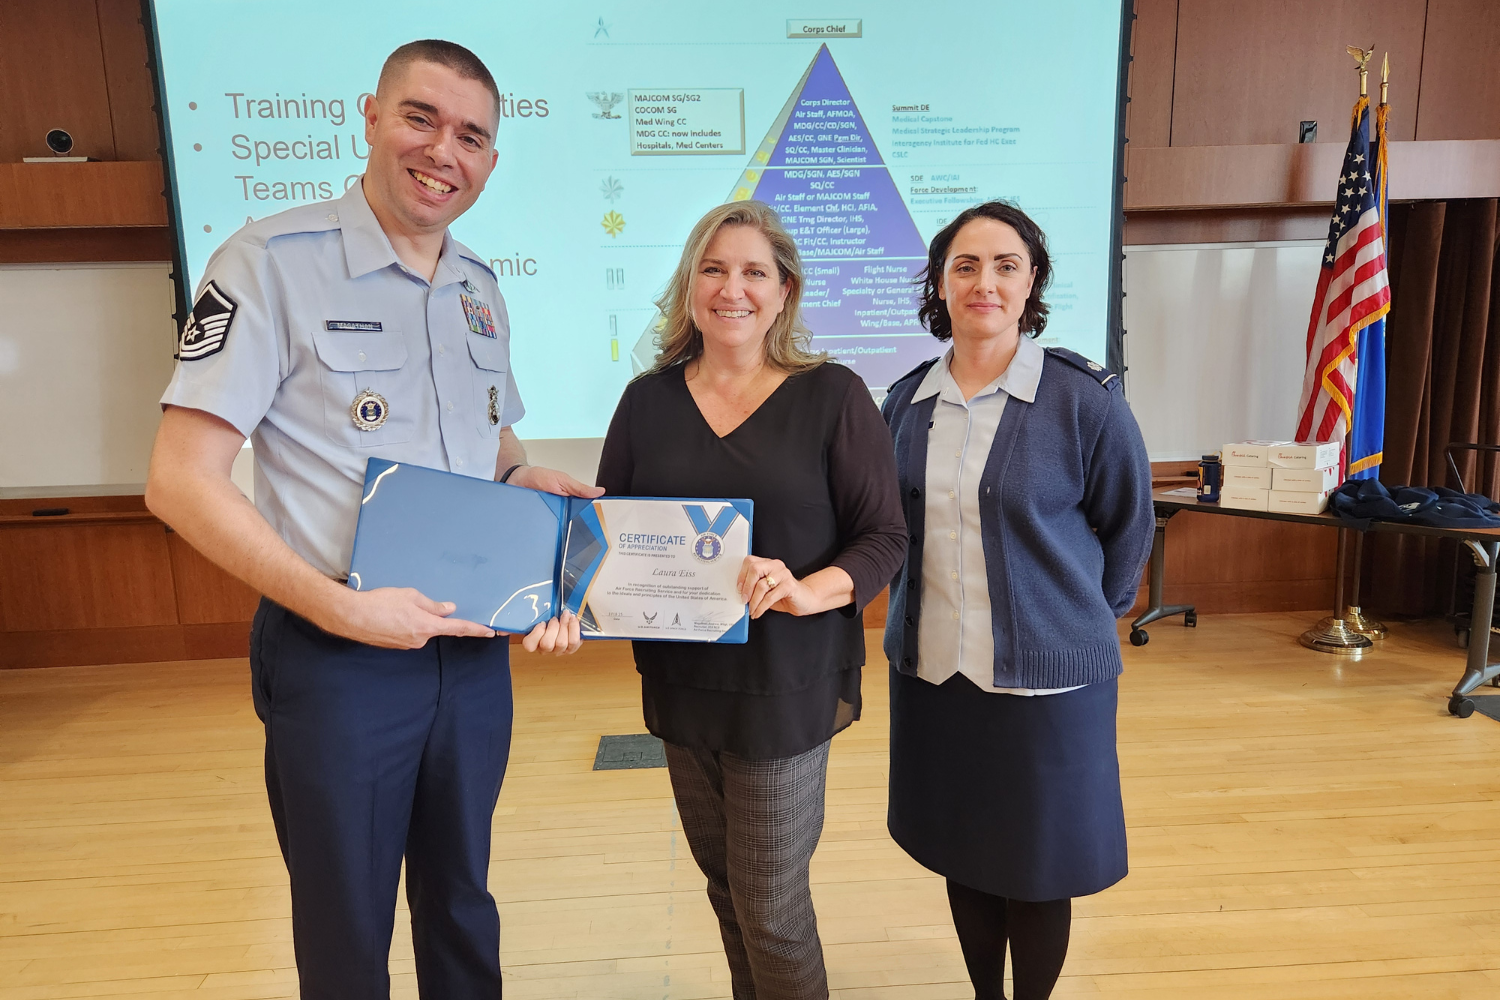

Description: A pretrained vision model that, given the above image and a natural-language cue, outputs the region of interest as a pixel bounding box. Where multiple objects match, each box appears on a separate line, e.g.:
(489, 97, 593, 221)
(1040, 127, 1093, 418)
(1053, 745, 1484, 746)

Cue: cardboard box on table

(1224, 466, 1273, 489)
(1272, 466, 1341, 492)
(1220, 485, 1270, 511)
(1268, 442, 1342, 469)
(1221, 441, 1289, 467)
(1268, 489, 1333, 514)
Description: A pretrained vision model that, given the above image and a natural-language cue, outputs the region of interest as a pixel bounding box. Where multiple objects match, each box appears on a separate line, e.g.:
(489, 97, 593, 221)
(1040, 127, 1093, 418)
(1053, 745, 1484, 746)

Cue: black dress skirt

(887, 668, 1128, 901)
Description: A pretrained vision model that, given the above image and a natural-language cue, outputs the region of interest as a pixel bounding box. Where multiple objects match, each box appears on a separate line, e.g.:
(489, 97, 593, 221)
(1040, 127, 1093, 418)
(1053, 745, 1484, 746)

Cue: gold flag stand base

(1342, 531, 1387, 640)
(1299, 616, 1373, 656)
(1343, 605, 1388, 639)
(1300, 528, 1376, 658)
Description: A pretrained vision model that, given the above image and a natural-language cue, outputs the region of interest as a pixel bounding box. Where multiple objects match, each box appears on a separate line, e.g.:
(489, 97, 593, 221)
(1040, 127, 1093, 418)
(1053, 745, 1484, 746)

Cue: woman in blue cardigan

(882, 202, 1154, 1000)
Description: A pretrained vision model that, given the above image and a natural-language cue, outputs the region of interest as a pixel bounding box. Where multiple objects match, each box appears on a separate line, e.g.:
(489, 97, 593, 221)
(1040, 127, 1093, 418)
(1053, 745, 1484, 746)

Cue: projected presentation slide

(150, 1, 1125, 439)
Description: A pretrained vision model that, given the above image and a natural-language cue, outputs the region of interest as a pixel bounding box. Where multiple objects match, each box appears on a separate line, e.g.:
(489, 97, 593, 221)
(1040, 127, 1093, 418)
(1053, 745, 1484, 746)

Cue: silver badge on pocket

(350, 389, 389, 431)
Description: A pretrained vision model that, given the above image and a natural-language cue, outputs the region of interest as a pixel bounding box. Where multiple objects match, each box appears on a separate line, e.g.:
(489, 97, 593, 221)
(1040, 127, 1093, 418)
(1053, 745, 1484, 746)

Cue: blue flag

(1347, 100, 1390, 481)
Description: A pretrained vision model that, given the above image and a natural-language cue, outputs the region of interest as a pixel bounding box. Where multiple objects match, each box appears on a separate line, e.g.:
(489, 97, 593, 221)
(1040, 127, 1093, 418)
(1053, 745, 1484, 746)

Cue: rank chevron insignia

(179, 281, 238, 361)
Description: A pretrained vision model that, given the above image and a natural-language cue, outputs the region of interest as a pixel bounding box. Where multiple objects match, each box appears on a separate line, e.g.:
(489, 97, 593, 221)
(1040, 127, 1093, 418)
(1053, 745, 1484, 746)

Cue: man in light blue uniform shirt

(146, 40, 600, 998)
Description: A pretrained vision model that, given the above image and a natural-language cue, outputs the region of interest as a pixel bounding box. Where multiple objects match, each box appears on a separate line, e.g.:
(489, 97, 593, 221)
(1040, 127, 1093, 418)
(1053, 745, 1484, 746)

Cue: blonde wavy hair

(646, 201, 825, 375)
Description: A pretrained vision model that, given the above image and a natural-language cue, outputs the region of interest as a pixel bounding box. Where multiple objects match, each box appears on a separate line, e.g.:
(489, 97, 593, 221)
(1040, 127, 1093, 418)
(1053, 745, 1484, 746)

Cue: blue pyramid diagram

(633, 45, 933, 388)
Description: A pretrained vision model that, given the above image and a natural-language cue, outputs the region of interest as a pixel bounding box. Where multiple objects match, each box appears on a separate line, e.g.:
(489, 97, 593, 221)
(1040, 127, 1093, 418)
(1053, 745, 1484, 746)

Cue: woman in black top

(597, 200, 905, 997)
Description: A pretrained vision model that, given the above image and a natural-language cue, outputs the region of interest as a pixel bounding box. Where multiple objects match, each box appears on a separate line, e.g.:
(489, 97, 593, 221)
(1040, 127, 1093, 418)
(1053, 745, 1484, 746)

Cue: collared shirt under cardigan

(914, 337, 1081, 696)
(882, 345, 1155, 690)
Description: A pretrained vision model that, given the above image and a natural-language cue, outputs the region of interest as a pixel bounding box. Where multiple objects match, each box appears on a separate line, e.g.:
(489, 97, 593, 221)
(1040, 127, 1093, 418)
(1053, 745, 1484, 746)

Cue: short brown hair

(646, 201, 825, 376)
(378, 40, 500, 121)
(917, 201, 1052, 341)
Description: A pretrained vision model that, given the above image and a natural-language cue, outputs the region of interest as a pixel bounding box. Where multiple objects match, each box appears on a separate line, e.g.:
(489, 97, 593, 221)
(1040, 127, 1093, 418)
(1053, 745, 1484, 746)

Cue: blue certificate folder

(347, 459, 752, 641)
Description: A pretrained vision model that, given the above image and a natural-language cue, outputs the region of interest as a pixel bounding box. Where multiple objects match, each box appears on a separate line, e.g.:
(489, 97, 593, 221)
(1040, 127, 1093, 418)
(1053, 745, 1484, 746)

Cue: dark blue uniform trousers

(250, 598, 513, 999)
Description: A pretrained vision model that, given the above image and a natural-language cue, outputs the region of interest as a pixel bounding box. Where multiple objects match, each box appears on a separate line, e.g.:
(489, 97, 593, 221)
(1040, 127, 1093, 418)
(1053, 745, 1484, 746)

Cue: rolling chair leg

(1449, 541, 1500, 718)
(1130, 513, 1195, 647)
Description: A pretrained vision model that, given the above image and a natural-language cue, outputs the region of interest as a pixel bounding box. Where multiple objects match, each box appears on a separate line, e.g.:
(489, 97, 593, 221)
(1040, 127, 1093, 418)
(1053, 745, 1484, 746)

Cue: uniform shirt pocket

(311, 328, 413, 446)
(467, 333, 510, 437)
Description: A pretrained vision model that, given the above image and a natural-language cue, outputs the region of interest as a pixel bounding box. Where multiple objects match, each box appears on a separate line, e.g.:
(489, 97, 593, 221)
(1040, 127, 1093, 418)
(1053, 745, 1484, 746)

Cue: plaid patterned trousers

(664, 741, 832, 1000)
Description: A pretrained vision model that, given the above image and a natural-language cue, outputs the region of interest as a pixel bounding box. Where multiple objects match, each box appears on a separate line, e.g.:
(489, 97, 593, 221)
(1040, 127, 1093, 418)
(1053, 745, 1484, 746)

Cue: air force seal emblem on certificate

(460, 294, 497, 338)
(684, 504, 741, 563)
(179, 281, 238, 360)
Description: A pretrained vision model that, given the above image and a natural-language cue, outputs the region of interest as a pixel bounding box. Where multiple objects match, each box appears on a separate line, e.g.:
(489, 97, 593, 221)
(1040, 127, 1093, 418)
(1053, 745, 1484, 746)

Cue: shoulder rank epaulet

(249, 200, 343, 239)
(453, 239, 497, 281)
(888, 356, 941, 393)
(1046, 347, 1120, 389)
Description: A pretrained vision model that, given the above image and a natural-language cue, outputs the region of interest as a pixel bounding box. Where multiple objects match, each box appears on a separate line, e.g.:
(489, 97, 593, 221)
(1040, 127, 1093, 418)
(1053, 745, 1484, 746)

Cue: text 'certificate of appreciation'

(563, 498, 754, 643)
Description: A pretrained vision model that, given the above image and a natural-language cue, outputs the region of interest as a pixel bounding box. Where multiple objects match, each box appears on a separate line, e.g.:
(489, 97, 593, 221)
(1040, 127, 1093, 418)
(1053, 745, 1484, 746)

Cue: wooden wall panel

(167, 533, 261, 625)
(1125, 139, 1500, 210)
(96, 0, 162, 160)
(0, 496, 257, 667)
(1128, 141, 1342, 208)
(0, 622, 249, 669)
(1127, 0, 1179, 149)
(1171, 0, 1424, 147)
(0, 226, 172, 262)
(1124, 207, 1330, 245)
(0, 494, 150, 517)
(0, 161, 168, 227)
(0, 0, 115, 161)
(1415, 0, 1500, 141)
(0, 520, 177, 631)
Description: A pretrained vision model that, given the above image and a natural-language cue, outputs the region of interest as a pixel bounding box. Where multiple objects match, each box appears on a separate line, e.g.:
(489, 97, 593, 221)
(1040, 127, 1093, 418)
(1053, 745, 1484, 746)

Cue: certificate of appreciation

(347, 459, 753, 642)
(562, 498, 753, 642)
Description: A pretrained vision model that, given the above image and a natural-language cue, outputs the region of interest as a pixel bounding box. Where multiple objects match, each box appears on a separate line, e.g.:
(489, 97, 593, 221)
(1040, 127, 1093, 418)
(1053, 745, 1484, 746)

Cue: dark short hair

(378, 40, 500, 120)
(916, 201, 1052, 341)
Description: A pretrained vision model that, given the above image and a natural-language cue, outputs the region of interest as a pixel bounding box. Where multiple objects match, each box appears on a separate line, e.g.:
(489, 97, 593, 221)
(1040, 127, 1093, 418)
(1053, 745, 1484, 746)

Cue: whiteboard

(1122, 241, 1324, 462)
(0, 264, 177, 492)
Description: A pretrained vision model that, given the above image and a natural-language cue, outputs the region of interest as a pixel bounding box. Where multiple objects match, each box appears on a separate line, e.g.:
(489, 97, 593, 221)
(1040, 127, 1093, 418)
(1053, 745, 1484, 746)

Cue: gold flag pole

(1302, 44, 1381, 657)
(1347, 45, 1373, 96)
(1344, 49, 1392, 641)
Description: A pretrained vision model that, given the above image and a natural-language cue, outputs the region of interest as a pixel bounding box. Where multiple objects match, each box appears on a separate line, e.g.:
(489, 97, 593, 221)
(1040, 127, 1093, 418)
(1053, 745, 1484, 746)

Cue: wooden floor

(4, 614, 1500, 998)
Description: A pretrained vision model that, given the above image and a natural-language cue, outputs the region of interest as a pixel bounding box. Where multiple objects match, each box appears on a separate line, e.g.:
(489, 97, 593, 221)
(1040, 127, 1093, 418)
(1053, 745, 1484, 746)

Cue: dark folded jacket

(1329, 479, 1500, 529)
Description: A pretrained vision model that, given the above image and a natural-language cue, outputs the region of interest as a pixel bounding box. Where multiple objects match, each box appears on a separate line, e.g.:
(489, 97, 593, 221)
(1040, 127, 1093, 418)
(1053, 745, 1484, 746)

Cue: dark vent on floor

(593, 734, 667, 770)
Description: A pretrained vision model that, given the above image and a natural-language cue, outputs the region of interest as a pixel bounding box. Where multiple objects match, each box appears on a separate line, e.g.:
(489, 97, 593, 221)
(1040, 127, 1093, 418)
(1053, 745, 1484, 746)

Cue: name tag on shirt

(325, 320, 383, 332)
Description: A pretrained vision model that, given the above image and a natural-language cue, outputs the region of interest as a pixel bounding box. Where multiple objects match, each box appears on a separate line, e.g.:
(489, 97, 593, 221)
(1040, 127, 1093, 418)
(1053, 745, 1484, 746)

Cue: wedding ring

(766, 577, 779, 588)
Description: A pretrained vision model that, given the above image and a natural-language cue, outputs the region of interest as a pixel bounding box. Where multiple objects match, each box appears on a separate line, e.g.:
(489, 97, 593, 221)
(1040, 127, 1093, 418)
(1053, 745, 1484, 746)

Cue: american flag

(1294, 95, 1391, 460)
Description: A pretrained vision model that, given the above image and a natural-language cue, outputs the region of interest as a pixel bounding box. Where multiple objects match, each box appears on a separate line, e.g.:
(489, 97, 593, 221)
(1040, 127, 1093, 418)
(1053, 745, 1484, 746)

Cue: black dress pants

(250, 599, 513, 999)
